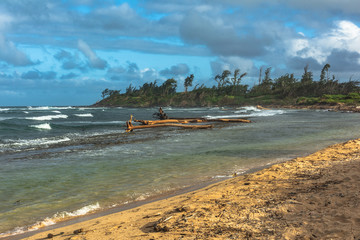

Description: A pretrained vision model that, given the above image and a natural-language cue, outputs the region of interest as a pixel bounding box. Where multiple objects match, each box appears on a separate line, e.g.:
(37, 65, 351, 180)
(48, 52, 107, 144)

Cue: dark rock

(73, 228, 83, 234)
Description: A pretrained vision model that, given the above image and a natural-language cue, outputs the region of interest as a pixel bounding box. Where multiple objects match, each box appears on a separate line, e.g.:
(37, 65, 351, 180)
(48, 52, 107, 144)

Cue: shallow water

(1, 106, 360, 236)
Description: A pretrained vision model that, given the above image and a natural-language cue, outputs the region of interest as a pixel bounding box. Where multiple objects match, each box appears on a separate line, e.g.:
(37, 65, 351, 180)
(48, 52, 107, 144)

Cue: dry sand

(18, 138, 360, 239)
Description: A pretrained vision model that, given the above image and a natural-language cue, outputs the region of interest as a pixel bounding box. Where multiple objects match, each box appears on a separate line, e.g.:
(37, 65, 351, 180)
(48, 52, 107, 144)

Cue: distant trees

(212, 69, 249, 96)
(215, 70, 231, 88)
(101, 88, 120, 99)
(99, 62, 360, 107)
(250, 63, 359, 98)
(184, 74, 194, 93)
(301, 64, 313, 85)
(160, 78, 177, 96)
(251, 67, 273, 95)
(320, 63, 331, 83)
(231, 69, 247, 86)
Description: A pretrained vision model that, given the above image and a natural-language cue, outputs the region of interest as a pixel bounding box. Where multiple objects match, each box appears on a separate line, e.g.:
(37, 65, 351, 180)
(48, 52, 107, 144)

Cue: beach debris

(126, 115, 213, 132)
(153, 216, 172, 232)
(126, 108, 251, 132)
(46, 232, 64, 239)
(256, 105, 270, 110)
(73, 228, 83, 234)
(152, 107, 168, 120)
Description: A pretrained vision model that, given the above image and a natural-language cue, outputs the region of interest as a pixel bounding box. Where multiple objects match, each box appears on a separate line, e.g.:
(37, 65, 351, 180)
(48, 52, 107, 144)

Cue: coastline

(10, 137, 360, 239)
(2, 161, 284, 240)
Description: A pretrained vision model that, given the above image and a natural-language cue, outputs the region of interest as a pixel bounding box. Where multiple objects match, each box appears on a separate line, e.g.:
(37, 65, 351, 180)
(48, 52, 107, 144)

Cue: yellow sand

(22, 138, 360, 239)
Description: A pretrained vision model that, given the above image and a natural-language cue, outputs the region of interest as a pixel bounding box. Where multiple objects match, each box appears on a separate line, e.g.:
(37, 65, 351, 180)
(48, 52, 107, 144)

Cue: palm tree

(184, 74, 194, 93)
(320, 63, 331, 83)
(215, 70, 231, 88)
(231, 69, 247, 86)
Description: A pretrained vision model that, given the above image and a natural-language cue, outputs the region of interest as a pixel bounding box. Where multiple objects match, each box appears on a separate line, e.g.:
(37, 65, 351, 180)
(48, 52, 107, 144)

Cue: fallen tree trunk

(135, 119, 207, 125)
(126, 123, 213, 132)
(207, 118, 251, 123)
(126, 115, 212, 132)
(135, 118, 251, 125)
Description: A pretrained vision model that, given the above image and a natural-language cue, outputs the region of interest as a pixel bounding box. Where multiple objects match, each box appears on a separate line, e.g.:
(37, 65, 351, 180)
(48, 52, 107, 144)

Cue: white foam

(204, 109, 285, 119)
(235, 106, 262, 113)
(27, 106, 73, 110)
(0, 203, 101, 237)
(4, 137, 71, 148)
(52, 110, 61, 114)
(26, 114, 68, 121)
(53, 202, 100, 218)
(30, 123, 51, 130)
(0, 108, 10, 112)
(27, 106, 50, 110)
(242, 106, 262, 111)
(74, 113, 94, 117)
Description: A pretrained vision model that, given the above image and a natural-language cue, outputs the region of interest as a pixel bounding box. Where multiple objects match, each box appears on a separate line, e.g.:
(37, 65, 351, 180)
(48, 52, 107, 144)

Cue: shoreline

(2, 159, 285, 240)
(7, 137, 360, 239)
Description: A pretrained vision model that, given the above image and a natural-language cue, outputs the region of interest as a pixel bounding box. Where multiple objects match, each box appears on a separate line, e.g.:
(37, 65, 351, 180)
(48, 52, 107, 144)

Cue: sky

(0, 0, 360, 106)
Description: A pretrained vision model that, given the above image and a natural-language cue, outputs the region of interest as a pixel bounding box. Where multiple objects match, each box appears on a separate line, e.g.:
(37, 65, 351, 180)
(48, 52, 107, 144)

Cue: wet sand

(17, 138, 360, 239)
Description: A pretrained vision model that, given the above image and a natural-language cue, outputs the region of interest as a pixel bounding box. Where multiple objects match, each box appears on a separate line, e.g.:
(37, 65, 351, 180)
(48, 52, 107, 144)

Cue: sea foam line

(27, 106, 73, 111)
(2, 137, 71, 148)
(0, 203, 100, 238)
(74, 113, 94, 117)
(204, 109, 285, 119)
(26, 114, 68, 121)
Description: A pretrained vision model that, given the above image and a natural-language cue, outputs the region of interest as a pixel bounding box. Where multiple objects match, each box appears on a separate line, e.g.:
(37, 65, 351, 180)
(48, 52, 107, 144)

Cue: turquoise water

(1, 106, 360, 236)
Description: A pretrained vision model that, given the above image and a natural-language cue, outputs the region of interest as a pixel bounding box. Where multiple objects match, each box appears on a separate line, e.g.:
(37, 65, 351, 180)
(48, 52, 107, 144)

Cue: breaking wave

(204, 108, 285, 119)
(0, 137, 71, 151)
(74, 113, 94, 117)
(27, 106, 73, 111)
(235, 106, 262, 113)
(26, 114, 68, 121)
(30, 123, 52, 130)
(0, 203, 100, 238)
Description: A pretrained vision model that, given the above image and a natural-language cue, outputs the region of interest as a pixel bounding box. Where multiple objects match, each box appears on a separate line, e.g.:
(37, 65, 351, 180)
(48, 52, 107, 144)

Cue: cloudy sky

(0, 0, 360, 106)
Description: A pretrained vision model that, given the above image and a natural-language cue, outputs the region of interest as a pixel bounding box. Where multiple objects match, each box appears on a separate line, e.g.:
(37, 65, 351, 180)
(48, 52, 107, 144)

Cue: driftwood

(152, 107, 169, 120)
(256, 105, 270, 110)
(125, 108, 251, 132)
(135, 118, 207, 125)
(135, 118, 251, 125)
(126, 115, 212, 132)
(207, 118, 251, 123)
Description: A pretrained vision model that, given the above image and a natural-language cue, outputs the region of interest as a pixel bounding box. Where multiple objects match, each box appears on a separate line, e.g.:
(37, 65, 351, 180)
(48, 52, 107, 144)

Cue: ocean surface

(1, 106, 360, 237)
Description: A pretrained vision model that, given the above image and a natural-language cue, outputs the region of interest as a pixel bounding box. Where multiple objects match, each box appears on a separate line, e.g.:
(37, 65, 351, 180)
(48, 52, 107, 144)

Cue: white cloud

(77, 39, 107, 69)
(286, 20, 360, 64)
(0, 34, 33, 66)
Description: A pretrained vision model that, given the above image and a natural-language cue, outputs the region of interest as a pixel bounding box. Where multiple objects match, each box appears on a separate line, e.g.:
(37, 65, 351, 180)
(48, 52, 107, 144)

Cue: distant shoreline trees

(98, 63, 360, 107)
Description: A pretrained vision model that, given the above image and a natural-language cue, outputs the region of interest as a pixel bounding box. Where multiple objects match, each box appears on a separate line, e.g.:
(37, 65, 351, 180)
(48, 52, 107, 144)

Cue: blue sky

(0, 0, 360, 106)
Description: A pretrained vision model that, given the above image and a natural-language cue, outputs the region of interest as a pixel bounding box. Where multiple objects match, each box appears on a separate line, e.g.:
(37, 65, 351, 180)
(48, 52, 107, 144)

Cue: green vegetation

(95, 64, 360, 107)
(297, 93, 360, 105)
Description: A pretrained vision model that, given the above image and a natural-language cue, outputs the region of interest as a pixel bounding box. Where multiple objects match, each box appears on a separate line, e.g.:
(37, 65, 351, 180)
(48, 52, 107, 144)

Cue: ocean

(1, 106, 360, 237)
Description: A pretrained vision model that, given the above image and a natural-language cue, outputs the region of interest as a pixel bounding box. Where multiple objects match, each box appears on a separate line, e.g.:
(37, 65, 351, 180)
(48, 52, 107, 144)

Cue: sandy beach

(13, 138, 360, 239)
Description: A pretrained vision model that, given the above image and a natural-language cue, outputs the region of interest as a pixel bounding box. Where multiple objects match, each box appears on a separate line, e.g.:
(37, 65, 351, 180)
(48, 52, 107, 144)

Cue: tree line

(100, 63, 360, 106)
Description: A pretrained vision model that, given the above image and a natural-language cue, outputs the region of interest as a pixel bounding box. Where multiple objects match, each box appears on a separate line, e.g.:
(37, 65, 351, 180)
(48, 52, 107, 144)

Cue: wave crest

(26, 114, 68, 121)
(30, 123, 52, 130)
(74, 113, 94, 117)
(1, 203, 100, 237)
